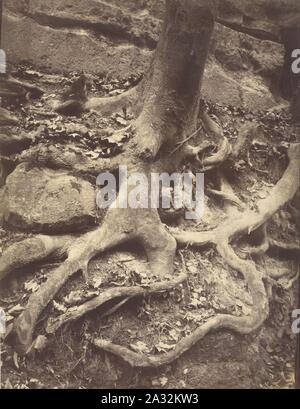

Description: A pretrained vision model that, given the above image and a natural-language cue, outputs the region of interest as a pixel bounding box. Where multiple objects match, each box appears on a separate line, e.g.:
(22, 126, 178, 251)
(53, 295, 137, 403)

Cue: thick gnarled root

(268, 239, 300, 258)
(86, 87, 138, 116)
(6, 208, 176, 354)
(7, 225, 127, 354)
(46, 272, 187, 334)
(0, 235, 73, 282)
(0, 76, 44, 100)
(8, 260, 86, 354)
(199, 111, 232, 171)
(91, 242, 268, 368)
(51, 85, 138, 118)
(89, 144, 300, 367)
(2, 0, 299, 372)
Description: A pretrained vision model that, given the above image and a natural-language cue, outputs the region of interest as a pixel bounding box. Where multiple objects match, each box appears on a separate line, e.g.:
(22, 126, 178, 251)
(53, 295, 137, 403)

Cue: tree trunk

(134, 0, 216, 159)
(2, 0, 298, 371)
(5, 0, 217, 354)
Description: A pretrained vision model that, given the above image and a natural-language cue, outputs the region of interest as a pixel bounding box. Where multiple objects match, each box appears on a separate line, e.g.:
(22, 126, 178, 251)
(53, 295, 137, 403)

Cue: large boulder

(204, 23, 284, 110)
(2, 0, 161, 79)
(3, 0, 293, 110)
(2, 1, 285, 111)
(0, 164, 97, 233)
(5, 0, 161, 48)
(2, 13, 152, 78)
(217, 0, 300, 41)
(203, 63, 280, 111)
(5, 0, 300, 43)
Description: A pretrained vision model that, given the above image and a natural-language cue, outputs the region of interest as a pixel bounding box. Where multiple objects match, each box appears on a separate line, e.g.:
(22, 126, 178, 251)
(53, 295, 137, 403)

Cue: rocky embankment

(3, 0, 294, 111)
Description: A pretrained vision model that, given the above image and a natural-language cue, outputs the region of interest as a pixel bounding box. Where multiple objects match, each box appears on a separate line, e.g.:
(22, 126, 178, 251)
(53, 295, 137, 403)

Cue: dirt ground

(0, 63, 299, 389)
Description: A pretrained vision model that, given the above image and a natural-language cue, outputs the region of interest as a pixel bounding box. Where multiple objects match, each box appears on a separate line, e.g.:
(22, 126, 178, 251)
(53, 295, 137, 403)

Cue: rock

(2, 0, 292, 112)
(3, 16, 284, 111)
(2, 13, 152, 78)
(217, 0, 300, 41)
(202, 62, 282, 111)
(2, 0, 159, 78)
(6, 0, 299, 46)
(205, 23, 284, 110)
(2, 2, 285, 111)
(211, 23, 284, 77)
(0, 164, 96, 233)
(5, 0, 161, 48)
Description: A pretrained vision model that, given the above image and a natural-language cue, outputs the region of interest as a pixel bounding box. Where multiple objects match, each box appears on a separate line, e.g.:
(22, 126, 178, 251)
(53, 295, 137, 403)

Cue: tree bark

(2, 1, 299, 367)
(5, 0, 217, 354)
(134, 0, 216, 159)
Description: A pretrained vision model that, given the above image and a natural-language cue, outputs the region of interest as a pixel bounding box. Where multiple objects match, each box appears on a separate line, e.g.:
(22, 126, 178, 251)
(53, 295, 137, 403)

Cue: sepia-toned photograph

(0, 0, 299, 392)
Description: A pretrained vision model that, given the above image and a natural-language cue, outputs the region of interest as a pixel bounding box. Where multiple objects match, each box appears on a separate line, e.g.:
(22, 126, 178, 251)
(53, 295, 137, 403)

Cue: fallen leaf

(159, 376, 168, 387)
(53, 301, 67, 314)
(24, 280, 40, 293)
(130, 341, 151, 354)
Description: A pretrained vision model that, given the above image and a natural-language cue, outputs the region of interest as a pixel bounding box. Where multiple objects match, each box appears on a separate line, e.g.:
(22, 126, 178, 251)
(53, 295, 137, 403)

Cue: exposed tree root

(6, 227, 126, 353)
(86, 87, 138, 116)
(1, 0, 299, 372)
(90, 237, 269, 368)
(207, 187, 244, 210)
(19, 142, 131, 176)
(242, 229, 300, 259)
(0, 235, 74, 282)
(7, 143, 297, 356)
(6, 208, 177, 354)
(201, 137, 232, 170)
(198, 111, 232, 171)
(51, 82, 138, 118)
(90, 225, 268, 367)
(280, 273, 299, 290)
(174, 145, 300, 247)
(46, 272, 187, 335)
(99, 297, 131, 320)
(19, 108, 232, 177)
(0, 76, 44, 99)
(268, 239, 300, 258)
(231, 123, 261, 159)
(3, 0, 217, 356)
(89, 144, 299, 367)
